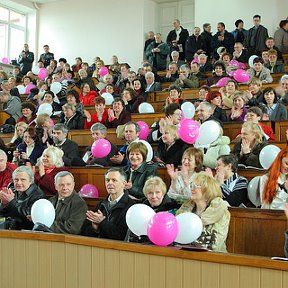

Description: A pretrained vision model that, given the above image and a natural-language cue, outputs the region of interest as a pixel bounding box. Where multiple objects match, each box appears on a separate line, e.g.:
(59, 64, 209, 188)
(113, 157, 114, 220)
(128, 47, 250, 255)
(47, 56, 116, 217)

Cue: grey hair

(171, 50, 179, 56)
(145, 71, 154, 79)
(90, 123, 107, 134)
(40, 146, 64, 168)
(105, 167, 127, 181)
(199, 101, 213, 112)
(12, 166, 34, 183)
(53, 123, 69, 134)
(54, 171, 74, 185)
(124, 121, 140, 133)
(280, 75, 288, 83)
(0, 149, 7, 161)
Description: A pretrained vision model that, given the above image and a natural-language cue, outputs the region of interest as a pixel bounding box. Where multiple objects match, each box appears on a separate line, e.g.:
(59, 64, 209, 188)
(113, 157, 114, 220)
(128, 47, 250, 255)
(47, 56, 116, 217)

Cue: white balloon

(102, 92, 114, 105)
(175, 212, 203, 244)
(138, 102, 155, 113)
(50, 82, 62, 94)
(17, 84, 26, 94)
(32, 66, 40, 75)
(196, 120, 221, 145)
(248, 176, 261, 207)
(31, 199, 55, 227)
(181, 102, 195, 119)
(248, 55, 258, 68)
(134, 139, 153, 162)
(126, 204, 155, 236)
(259, 145, 281, 169)
(37, 103, 53, 116)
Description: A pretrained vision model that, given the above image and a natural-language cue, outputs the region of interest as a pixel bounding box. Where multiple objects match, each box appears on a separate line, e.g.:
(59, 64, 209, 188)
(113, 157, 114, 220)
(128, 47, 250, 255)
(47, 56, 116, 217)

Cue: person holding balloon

(32, 146, 68, 197)
(0, 166, 45, 230)
(79, 83, 97, 106)
(105, 97, 131, 128)
(155, 125, 188, 167)
(167, 147, 203, 203)
(176, 172, 230, 252)
(205, 91, 228, 122)
(232, 121, 267, 168)
(206, 61, 229, 87)
(259, 147, 288, 209)
(123, 142, 157, 200)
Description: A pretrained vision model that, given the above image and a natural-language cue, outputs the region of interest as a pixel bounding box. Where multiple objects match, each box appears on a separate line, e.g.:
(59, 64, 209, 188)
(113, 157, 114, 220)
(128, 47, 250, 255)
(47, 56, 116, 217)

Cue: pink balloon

(38, 68, 47, 80)
(229, 59, 238, 67)
(91, 139, 111, 158)
(147, 212, 178, 246)
(137, 121, 149, 140)
(233, 69, 250, 83)
(79, 184, 99, 198)
(238, 62, 247, 69)
(25, 84, 36, 94)
(177, 119, 199, 144)
(229, 70, 236, 77)
(215, 77, 231, 88)
(98, 67, 109, 77)
(2, 57, 9, 64)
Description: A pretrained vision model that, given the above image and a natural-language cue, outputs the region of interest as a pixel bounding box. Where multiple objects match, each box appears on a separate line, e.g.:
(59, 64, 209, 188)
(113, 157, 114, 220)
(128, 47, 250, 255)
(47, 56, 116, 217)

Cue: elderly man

(232, 42, 249, 63)
(82, 167, 135, 240)
(48, 171, 87, 234)
(110, 121, 140, 166)
(39, 44, 54, 68)
(0, 90, 22, 125)
(166, 19, 189, 60)
(17, 44, 34, 75)
(144, 71, 161, 93)
(169, 51, 185, 68)
(0, 149, 17, 190)
(279, 75, 288, 105)
(1, 80, 20, 98)
(197, 101, 223, 127)
(0, 166, 45, 230)
(52, 123, 79, 166)
(163, 61, 179, 82)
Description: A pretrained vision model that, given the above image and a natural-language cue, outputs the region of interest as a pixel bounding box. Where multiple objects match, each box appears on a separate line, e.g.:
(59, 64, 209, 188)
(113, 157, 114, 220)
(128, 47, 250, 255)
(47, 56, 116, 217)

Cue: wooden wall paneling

(65, 243, 78, 288)
(38, 240, 52, 288)
(51, 242, 66, 288)
(260, 268, 283, 288)
(26, 239, 39, 288)
(165, 256, 183, 288)
(119, 251, 135, 288)
(149, 255, 166, 288)
(134, 252, 150, 288)
(77, 245, 92, 288)
(219, 264, 240, 288)
(239, 266, 261, 288)
(104, 248, 120, 288)
(91, 247, 105, 287)
(182, 259, 201, 288)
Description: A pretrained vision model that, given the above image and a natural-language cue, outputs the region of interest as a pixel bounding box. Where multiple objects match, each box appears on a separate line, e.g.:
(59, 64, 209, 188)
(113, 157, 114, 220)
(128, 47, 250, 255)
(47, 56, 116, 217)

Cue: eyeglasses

(190, 183, 202, 190)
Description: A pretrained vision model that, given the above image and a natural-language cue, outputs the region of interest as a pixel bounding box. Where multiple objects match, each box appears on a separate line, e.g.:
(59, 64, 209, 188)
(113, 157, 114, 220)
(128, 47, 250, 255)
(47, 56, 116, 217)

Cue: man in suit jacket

(52, 123, 79, 166)
(144, 71, 161, 93)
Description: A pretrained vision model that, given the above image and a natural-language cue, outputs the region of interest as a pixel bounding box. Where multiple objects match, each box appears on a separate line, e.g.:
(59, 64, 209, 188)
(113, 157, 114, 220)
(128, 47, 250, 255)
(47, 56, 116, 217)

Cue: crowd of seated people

(0, 15, 288, 256)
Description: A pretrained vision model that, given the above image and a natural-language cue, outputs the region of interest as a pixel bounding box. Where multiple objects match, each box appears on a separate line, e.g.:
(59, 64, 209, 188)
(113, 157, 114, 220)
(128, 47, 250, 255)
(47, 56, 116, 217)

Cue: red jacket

(79, 91, 97, 106)
(84, 109, 109, 129)
(0, 162, 17, 189)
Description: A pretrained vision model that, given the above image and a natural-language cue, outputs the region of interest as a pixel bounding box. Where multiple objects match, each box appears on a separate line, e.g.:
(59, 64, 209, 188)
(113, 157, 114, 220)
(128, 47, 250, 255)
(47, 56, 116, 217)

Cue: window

(0, 5, 26, 63)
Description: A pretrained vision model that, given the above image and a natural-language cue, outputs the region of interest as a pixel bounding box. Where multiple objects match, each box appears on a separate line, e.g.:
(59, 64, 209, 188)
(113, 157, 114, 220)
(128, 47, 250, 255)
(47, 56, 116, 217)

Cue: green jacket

(146, 41, 170, 71)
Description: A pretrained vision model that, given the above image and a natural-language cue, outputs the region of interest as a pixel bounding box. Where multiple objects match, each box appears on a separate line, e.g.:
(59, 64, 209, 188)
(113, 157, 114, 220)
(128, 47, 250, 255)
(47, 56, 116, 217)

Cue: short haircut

(0, 149, 7, 161)
(143, 176, 167, 197)
(94, 96, 105, 105)
(105, 167, 127, 181)
(41, 146, 64, 168)
(213, 61, 226, 71)
(91, 123, 107, 134)
(280, 74, 288, 83)
(12, 166, 34, 183)
(54, 171, 74, 185)
(217, 154, 238, 173)
(21, 101, 36, 114)
(145, 71, 154, 79)
(248, 77, 262, 86)
(279, 20, 288, 28)
(198, 101, 213, 113)
(268, 49, 277, 56)
(253, 57, 264, 64)
(63, 103, 76, 112)
(163, 125, 179, 140)
(165, 103, 181, 116)
(226, 79, 238, 89)
(53, 123, 69, 134)
(66, 89, 80, 103)
(112, 97, 125, 107)
(171, 50, 179, 56)
(126, 142, 148, 161)
(44, 90, 55, 99)
(36, 113, 50, 127)
(199, 85, 211, 92)
(58, 58, 67, 63)
(235, 19, 243, 27)
(218, 22, 225, 28)
(253, 15, 261, 19)
(203, 23, 210, 29)
(182, 147, 203, 173)
(168, 84, 182, 94)
(262, 87, 277, 104)
(241, 122, 264, 145)
(124, 121, 140, 133)
(247, 106, 263, 117)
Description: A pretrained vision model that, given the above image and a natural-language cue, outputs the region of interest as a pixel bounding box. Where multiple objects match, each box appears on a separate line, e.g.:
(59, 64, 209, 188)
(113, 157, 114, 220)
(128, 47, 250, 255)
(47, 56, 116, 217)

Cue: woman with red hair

(205, 91, 227, 122)
(259, 147, 288, 209)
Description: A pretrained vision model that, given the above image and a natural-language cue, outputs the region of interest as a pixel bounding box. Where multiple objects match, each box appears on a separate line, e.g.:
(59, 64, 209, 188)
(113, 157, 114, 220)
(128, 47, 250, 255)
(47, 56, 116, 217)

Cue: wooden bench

(131, 113, 165, 126)
(274, 120, 288, 141)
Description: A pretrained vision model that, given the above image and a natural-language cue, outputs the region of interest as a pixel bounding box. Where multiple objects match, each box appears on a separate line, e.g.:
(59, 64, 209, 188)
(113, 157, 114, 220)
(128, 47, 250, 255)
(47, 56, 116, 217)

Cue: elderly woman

(33, 146, 68, 197)
(262, 87, 287, 121)
(280, 75, 288, 105)
(13, 127, 45, 166)
(155, 125, 188, 167)
(59, 103, 84, 130)
(219, 79, 239, 109)
(164, 84, 184, 109)
(228, 92, 248, 122)
(173, 65, 199, 89)
(122, 87, 144, 113)
(232, 122, 267, 168)
(176, 172, 230, 252)
(123, 142, 157, 200)
(105, 97, 131, 128)
(206, 61, 229, 87)
(84, 96, 108, 129)
(259, 147, 288, 209)
(205, 91, 227, 122)
(79, 83, 97, 106)
(167, 147, 203, 203)
(0, 166, 45, 230)
(247, 57, 273, 84)
(16, 101, 36, 126)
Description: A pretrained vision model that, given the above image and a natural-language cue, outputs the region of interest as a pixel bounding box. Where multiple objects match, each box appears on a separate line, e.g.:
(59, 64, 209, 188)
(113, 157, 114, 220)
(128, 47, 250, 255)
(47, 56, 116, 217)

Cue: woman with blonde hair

(33, 146, 68, 197)
(10, 122, 29, 147)
(232, 121, 267, 168)
(177, 172, 230, 252)
(259, 147, 288, 209)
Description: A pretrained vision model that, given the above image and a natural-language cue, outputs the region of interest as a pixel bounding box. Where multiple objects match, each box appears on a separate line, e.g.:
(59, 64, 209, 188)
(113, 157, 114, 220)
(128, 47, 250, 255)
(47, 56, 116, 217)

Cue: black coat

(56, 139, 79, 166)
(123, 162, 158, 199)
(0, 183, 45, 230)
(156, 138, 188, 167)
(82, 192, 135, 240)
(213, 106, 228, 123)
(185, 35, 206, 62)
(200, 31, 213, 57)
(59, 110, 84, 130)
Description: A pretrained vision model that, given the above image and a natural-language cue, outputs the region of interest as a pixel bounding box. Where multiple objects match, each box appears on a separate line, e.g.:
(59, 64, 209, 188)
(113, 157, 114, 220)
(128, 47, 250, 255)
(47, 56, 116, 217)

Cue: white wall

(38, 0, 146, 71)
(194, 0, 288, 36)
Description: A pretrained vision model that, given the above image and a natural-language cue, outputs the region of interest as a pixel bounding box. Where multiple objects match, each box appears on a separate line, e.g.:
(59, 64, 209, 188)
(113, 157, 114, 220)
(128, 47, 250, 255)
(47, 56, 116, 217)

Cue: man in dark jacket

(200, 23, 213, 58)
(83, 167, 135, 240)
(245, 15, 269, 56)
(166, 19, 189, 60)
(17, 44, 34, 75)
(0, 166, 45, 230)
(39, 45, 54, 68)
(49, 171, 87, 234)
